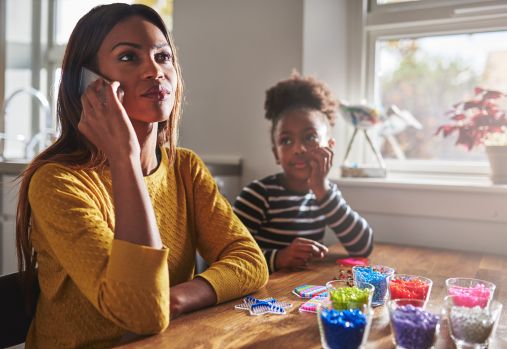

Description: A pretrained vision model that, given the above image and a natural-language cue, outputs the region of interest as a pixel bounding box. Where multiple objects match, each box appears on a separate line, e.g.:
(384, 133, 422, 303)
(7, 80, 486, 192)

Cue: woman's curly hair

(264, 72, 338, 140)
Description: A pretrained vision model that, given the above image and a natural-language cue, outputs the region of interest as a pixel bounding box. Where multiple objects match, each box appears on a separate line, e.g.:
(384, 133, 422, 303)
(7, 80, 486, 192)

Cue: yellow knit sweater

(25, 147, 268, 349)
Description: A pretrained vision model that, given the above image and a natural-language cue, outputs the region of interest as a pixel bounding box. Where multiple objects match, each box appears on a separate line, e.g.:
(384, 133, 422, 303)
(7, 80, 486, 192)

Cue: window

(0, 0, 173, 159)
(364, 0, 507, 176)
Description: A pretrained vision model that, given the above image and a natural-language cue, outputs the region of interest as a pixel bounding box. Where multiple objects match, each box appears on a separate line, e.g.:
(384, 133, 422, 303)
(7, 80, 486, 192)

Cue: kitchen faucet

(0, 87, 53, 160)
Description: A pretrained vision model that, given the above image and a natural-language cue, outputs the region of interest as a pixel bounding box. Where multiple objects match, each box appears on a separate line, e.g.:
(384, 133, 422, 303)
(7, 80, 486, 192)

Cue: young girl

(233, 73, 373, 273)
(16, 4, 268, 348)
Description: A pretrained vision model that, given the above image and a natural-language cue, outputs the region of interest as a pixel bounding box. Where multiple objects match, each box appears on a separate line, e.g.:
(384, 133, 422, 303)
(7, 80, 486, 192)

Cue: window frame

(364, 0, 507, 177)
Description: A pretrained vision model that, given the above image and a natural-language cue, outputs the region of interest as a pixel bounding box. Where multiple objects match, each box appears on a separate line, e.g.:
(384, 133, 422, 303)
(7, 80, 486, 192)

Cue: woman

(16, 4, 268, 348)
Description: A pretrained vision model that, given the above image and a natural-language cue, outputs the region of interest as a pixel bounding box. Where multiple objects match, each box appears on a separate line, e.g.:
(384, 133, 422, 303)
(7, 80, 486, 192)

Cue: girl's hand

(79, 79, 140, 162)
(275, 237, 328, 270)
(307, 145, 334, 200)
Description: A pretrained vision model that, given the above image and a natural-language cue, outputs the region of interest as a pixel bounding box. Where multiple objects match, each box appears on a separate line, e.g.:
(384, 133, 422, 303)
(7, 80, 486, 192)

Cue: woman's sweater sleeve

(320, 183, 374, 257)
(186, 152, 269, 303)
(28, 164, 170, 334)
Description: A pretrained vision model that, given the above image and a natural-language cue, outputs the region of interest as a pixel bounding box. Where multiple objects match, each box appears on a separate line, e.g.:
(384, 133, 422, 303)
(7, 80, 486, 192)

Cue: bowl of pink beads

(445, 277, 495, 308)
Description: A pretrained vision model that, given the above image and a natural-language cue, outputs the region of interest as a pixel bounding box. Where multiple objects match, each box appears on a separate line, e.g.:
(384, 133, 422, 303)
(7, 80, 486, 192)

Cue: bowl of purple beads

(352, 265, 395, 307)
(317, 300, 372, 349)
(388, 298, 440, 349)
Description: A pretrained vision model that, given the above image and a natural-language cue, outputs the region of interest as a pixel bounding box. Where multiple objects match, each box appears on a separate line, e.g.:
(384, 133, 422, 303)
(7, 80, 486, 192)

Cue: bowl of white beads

(444, 295, 503, 349)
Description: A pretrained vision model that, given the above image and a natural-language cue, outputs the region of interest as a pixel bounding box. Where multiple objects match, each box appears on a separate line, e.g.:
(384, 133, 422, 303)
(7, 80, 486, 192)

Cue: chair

(0, 272, 39, 348)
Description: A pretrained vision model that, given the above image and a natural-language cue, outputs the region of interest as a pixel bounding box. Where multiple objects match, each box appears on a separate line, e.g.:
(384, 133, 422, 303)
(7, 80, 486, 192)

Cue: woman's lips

(141, 86, 171, 101)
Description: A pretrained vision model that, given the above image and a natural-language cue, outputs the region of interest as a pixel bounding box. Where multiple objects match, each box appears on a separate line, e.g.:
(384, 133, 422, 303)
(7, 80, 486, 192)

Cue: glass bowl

(445, 277, 496, 308)
(388, 298, 440, 349)
(389, 274, 433, 305)
(317, 299, 372, 349)
(445, 295, 503, 349)
(326, 279, 375, 310)
(352, 264, 395, 307)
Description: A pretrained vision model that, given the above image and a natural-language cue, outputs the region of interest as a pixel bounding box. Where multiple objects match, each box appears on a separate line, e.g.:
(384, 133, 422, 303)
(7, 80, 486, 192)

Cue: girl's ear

(272, 146, 280, 164)
(328, 137, 336, 148)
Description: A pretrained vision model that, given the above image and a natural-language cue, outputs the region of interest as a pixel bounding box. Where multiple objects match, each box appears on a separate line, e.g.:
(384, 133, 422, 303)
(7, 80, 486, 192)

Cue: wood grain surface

(116, 242, 507, 349)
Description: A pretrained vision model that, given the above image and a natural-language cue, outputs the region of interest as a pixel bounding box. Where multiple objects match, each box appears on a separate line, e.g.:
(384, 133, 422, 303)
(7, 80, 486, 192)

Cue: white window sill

(330, 172, 507, 256)
(331, 173, 507, 194)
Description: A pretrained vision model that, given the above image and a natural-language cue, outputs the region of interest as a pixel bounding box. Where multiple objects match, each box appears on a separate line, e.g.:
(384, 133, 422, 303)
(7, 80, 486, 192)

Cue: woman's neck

(131, 120, 160, 176)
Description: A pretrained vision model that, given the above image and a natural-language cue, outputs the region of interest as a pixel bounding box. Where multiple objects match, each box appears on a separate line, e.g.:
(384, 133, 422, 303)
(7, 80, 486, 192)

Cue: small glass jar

(317, 300, 372, 349)
(445, 277, 496, 308)
(445, 295, 503, 349)
(389, 274, 433, 306)
(352, 264, 395, 307)
(388, 298, 440, 349)
(325, 279, 375, 310)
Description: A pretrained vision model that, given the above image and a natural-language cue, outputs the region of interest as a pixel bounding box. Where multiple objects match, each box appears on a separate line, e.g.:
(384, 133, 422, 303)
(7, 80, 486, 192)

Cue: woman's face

(96, 15, 177, 123)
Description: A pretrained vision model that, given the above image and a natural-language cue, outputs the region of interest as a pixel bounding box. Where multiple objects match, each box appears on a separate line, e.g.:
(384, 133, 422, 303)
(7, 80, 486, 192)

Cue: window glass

(375, 31, 507, 162)
(56, 0, 173, 44)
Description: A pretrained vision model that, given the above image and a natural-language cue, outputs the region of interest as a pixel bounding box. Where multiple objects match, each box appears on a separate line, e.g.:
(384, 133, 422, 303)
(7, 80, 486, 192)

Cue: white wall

(173, 0, 303, 185)
(172, 0, 507, 256)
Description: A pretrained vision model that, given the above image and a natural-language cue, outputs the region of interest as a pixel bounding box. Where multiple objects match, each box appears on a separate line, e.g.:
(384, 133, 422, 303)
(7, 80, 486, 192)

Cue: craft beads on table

(234, 295, 292, 310)
(299, 296, 328, 313)
(249, 302, 286, 316)
(320, 308, 367, 349)
(329, 286, 370, 311)
(448, 284, 492, 308)
(234, 296, 292, 316)
(390, 278, 431, 301)
(390, 305, 439, 349)
(353, 265, 394, 306)
(293, 285, 328, 298)
(449, 305, 495, 344)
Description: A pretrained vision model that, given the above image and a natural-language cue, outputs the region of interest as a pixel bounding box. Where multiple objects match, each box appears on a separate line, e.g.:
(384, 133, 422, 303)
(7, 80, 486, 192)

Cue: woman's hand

(275, 237, 329, 270)
(306, 145, 334, 201)
(79, 79, 139, 162)
(169, 277, 217, 320)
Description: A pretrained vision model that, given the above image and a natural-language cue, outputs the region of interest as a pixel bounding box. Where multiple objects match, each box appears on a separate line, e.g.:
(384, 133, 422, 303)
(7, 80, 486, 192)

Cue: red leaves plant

(436, 87, 507, 150)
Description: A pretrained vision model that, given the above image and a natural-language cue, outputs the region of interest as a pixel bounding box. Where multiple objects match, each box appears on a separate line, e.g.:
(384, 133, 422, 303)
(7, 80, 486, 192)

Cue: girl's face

(272, 109, 334, 186)
(96, 15, 177, 123)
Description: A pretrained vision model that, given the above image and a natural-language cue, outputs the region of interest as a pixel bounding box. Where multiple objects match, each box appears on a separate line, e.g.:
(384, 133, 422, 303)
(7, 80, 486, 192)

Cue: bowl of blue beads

(388, 298, 440, 349)
(352, 265, 395, 307)
(317, 299, 372, 349)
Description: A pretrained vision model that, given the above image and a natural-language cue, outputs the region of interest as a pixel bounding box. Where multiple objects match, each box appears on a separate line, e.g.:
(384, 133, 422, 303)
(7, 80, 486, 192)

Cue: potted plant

(436, 87, 507, 184)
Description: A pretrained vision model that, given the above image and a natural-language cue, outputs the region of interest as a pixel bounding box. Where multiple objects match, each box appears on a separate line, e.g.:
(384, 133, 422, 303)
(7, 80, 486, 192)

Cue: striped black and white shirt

(233, 174, 373, 273)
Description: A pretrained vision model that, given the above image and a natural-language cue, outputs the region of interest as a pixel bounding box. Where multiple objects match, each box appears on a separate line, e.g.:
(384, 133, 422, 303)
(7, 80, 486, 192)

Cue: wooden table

(116, 242, 507, 348)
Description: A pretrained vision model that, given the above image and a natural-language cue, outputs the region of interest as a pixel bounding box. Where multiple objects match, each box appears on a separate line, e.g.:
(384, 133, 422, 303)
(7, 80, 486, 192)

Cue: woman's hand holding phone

(79, 78, 140, 163)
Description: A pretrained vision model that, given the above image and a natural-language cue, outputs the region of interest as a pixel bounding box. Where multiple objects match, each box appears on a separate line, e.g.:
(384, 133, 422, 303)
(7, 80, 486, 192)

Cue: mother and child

(14, 3, 372, 348)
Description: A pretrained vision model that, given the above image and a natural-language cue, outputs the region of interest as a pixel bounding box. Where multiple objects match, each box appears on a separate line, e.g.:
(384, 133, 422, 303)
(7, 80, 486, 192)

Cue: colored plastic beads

(448, 284, 491, 308)
(329, 286, 370, 310)
(390, 305, 439, 349)
(320, 308, 367, 349)
(389, 277, 431, 302)
(449, 305, 495, 344)
(353, 265, 394, 306)
(293, 285, 328, 298)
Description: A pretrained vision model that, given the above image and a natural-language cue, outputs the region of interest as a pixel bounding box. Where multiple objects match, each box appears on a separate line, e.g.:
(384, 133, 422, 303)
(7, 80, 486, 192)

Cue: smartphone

(79, 67, 108, 95)
(79, 67, 124, 101)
